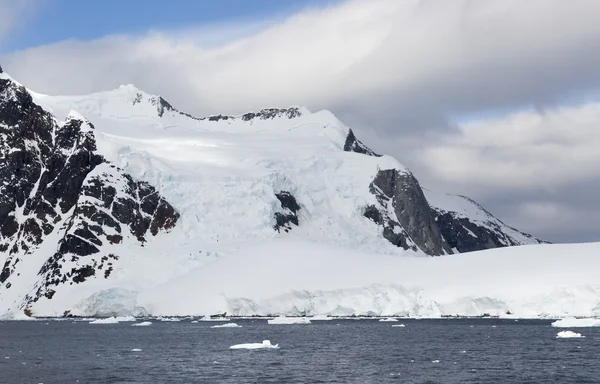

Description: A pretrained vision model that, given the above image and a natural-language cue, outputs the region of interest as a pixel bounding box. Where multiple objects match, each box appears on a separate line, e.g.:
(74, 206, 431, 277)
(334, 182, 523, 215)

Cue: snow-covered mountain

(0, 67, 555, 318)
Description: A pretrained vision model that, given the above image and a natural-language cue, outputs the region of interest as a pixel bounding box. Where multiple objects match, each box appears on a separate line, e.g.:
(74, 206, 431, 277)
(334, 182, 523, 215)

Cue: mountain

(0, 68, 547, 317)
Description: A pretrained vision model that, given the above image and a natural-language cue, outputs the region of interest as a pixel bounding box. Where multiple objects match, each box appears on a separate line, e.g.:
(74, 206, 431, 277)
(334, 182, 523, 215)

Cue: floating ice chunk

(268, 316, 311, 325)
(191, 321, 199, 324)
(379, 318, 398, 322)
(131, 321, 152, 327)
(89, 317, 119, 324)
(432, 360, 440, 363)
(392, 324, 406, 327)
(131, 349, 142, 352)
(556, 331, 585, 339)
(310, 315, 333, 321)
(211, 323, 242, 328)
(551, 318, 600, 328)
(461, 350, 467, 354)
(230, 340, 279, 350)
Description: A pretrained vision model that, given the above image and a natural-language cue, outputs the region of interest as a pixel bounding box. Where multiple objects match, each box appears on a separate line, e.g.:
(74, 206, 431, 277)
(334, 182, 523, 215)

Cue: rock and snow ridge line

(0, 68, 548, 318)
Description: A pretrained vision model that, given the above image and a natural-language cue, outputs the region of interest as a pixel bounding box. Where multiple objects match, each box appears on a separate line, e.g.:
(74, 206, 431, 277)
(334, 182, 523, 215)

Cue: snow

(556, 331, 585, 339)
(211, 323, 242, 328)
(135, 240, 600, 318)
(267, 316, 312, 325)
(89, 317, 120, 324)
(230, 340, 279, 350)
(1, 78, 599, 320)
(551, 318, 600, 328)
(379, 318, 399, 322)
(131, 321, 152, 327)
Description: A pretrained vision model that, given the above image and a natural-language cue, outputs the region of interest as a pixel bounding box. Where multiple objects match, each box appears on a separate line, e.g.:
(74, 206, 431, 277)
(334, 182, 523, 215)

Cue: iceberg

(551, 318, 600, 328)
(267, 316, 311, 325)
(379, 318, 399, 322)
(230, 340, 279, 350)
(392, 324, 406, 327)
(131, 349, 142, 352)
(556, 331, 584, 339)
(131, 321, 152, 327)
(89, 317, 119, 324)
(211, 323, 242, 328)
(310, 315, 333, 321)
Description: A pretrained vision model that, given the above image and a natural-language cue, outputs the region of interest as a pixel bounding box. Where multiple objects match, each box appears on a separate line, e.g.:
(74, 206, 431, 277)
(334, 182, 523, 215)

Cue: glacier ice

(267, 317, 311, 325)
(230, 340, 279, 350)
(556, 331, 584, 339)
(551, 318, 600, 328)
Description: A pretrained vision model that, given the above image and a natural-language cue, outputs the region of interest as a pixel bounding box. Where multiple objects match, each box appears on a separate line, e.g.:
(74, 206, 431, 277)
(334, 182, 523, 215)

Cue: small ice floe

(551, 318, 600, 328)
(432, 360, 440, 363)
(230, 340, 279, 350)
(267, 316, 311, 325)
(200, 315, 230, 322)
(492, 325, 497, 328)
(379, 318, 398, 322)
(461, 350, 467, 354)
(130, 349, 142, 352)
(392, 324, 406, 328)
(556, 331, 585, 339)
(310, 315, 333, 321)
(131, 321, 152, 327)
(191, 321, 199, 324)
(89, 317, 119, 325)
(211, 323, 242, 329)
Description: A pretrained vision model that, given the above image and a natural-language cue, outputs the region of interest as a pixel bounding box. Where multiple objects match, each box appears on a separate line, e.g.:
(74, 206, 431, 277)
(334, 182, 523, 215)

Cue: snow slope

(27, 239, 600, 319)
(0, 73, 569, 319)
(32, 85, 408, 254)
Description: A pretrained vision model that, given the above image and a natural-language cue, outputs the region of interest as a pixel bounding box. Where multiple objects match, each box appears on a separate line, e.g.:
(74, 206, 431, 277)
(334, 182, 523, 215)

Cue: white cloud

(421, 102, 600, 190)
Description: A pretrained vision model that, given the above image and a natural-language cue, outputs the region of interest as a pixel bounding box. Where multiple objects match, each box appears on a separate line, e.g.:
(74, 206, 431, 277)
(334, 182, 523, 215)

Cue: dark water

(1, 318, 599, 383)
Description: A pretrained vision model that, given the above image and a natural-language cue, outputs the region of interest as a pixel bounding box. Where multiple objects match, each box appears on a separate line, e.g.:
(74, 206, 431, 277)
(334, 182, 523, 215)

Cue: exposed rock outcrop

(343, 129, 381, 157)
(0, 75, 179, 305)
(365, 169, 452, 256)
(273, 191, 300, 233)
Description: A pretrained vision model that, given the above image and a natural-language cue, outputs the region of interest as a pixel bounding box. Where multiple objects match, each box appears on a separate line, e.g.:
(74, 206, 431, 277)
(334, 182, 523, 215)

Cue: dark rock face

(343, 129, 381, 157)
(0, 77, 179, 306)
(429, 195, 548, 253)
(273, 191, 300, 233)
(365, 169, 452, 256)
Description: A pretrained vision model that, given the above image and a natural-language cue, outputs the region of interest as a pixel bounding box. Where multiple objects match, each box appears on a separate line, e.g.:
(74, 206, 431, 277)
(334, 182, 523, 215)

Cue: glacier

(0, 68, 591, 319)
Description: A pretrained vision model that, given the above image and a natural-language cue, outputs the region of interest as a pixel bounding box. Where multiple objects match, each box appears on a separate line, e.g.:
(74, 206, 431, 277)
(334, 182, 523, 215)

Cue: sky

(1, 0, 600, 244)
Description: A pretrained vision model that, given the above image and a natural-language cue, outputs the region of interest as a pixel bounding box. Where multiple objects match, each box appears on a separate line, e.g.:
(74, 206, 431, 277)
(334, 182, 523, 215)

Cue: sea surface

(1, 318, 598, 383)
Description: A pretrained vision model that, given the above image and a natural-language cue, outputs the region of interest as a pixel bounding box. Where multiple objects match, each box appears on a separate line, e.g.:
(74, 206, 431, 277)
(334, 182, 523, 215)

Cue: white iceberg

(131, 348, 142, 352)
(267, 316, 311, 325)
(556, 331, 585, 339)
(392, 324, 406, 327)
(551, 318, 600, 328)
(131, 321, 152, 327)
(89, 317, 119, 324)
(310, 315, 333, 321)
(379, 318, 399, 322)
(230, 340, 279, 350)
(211, 323, 242, 328)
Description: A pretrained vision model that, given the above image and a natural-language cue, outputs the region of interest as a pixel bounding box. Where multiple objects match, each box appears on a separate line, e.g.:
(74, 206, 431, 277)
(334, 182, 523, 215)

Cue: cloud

(1, 0, 600, 243)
